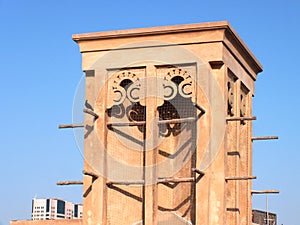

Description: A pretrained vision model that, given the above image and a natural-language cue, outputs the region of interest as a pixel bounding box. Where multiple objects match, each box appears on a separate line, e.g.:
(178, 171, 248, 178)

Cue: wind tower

(72, 21, 263, 225)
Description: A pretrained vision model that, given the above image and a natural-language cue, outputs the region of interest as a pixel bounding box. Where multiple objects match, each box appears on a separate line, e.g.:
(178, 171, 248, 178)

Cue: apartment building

(31, 198, 82, 220)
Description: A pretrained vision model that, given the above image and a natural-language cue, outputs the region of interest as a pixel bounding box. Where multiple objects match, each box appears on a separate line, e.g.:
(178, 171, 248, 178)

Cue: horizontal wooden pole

(83, 170, 99, 178)
(83, 108, 99, 119)
(251, 190, 280, 194)
(157, 117, 196, 124)
(107, 121, 146, 127)
(251, 136, 279, 141)
(226, 208, 240, 212)
(157, 177, 195, 183)
(107, 180, 144, 186)
(226, 116, 257, 122)
(107, 117, 197, 127)
(58, 124, 84, 129)
(56, 181, 83, 185)
(225, 176, 256, 181)
(227, 151, 240, 156)
(107, 177, 197, 185)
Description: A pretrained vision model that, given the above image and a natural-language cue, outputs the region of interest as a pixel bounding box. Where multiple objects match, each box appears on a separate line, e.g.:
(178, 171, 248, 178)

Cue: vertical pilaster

(83, 70, 106, 225)
(144, 65, 158, 225)
(239, 83, 252, 225)
(225, 70, 239, 225)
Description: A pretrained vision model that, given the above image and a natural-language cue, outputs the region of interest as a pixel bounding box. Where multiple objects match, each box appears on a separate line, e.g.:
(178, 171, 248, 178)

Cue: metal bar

(226, 116, 257, 122)
(251, 190, 280, 194)
(58, 124, 84, 129)
(56, 181, 83, 185)
(251, 136, 279, 141)
(83, 108, 99, 119)
(225, 176, 256, 181)
(192, 168, 205, 176)
(106, 180, 145, 186)
(266, 194, 269, 225)
(83, 170, 99, 179)
(157, 177, 195, 183)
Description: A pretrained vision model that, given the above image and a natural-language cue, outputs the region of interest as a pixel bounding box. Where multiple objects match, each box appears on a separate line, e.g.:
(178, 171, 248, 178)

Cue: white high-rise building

(31, 198, 82, 220)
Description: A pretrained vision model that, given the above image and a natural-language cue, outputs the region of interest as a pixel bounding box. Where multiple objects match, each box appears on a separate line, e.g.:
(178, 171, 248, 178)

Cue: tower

(72, 21, 263, 225)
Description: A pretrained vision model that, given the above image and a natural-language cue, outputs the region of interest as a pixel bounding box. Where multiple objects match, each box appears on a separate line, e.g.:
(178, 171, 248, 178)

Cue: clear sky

(0, 0, 299, 224)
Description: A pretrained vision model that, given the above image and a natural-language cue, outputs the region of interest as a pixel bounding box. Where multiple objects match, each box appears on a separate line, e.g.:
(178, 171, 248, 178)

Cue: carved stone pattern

(158, 67, 195, 137)
(227, 79, 235, 116)
(111, 71, 140, 105)
(164, 68, 194, 99)
(240, 90, 247, 118)
(107, 70, 146, 132)
(107, 68, 195, 134)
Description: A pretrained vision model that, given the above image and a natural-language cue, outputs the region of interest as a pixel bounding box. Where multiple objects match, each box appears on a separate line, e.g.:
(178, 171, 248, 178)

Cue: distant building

(31, 198, 82, 220)
(252, 209, 277, 225)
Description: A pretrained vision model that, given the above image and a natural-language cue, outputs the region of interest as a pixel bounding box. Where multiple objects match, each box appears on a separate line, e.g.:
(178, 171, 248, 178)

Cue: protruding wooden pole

(157, 177, 195, 184)
(225, 176, 256, 181)
(251, 136, 279, 141)
(226, 116, 257, 122)
(83, 170, 99, 179)
(106, 180, 144, 186)
(158, 117, 196, 124)
(56, 181, 83, 185)
(83, 108, 99, 119)
(58, 124, 84, 129)
(107, 117, 198, 128)
(107, 121, 146, 127)
(251, 190, 280, 194)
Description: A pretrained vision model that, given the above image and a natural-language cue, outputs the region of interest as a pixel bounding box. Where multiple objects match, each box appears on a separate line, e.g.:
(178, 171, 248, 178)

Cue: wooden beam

(56, 181, 83, 185)
(106, 180, 144, 186)
(225, 176, 256, 181)
(251, 190, 280, 194)
(107, 121, 146, 127)
(227, 151, 240, 156)
(83, 108, 99, 119)
(58, 124, 84, 129)
(157, 177, 195, 183)
(226, 116, 256, 122)
(226, 208, 240, 212)
(251, 136, 279, 141)
(107, 177, 198, 185)
(83, 170, 99, 178)
(157, 117, 196, 124)
(107, 117, 198, 127)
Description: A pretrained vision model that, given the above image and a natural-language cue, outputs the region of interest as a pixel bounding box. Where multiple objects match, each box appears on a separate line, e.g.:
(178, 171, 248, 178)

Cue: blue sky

(0, 0, 299, 224)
